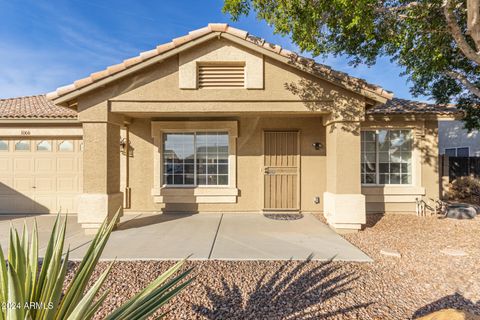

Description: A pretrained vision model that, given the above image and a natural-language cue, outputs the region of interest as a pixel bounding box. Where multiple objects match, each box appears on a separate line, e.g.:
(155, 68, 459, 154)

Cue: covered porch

(76, 108, 367, 234)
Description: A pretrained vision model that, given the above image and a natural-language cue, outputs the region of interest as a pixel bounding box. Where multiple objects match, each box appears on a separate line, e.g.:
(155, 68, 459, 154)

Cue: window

(445, 147, 469, 157)
(15, 140, 30, 151)
(445, 148, 456, 157)
(361, 129, 413, 185)
(0, 140, 7, 151)
(58, 140, 74, 152)
(36, 140, 52, 151)
(457, 147, 470, 156)
(163, 132, 229, 186)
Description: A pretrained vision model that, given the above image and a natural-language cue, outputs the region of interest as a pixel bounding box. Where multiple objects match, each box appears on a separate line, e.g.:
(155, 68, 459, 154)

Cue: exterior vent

(198, 64, 245, 88)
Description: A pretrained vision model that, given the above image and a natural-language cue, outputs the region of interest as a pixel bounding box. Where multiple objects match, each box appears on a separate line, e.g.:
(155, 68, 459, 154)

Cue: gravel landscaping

(67, 213, 480, 319)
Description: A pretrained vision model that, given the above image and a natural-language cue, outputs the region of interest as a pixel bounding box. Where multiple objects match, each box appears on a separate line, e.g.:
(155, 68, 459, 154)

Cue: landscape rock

(440, 248, 468, 257)
(417, 308, 480, 320)
(380, 249, 401, 258)
(64, 214, 480, 319)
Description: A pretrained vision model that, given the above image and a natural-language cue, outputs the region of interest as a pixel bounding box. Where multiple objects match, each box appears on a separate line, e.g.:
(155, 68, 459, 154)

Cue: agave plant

(0, 212, 193, 320)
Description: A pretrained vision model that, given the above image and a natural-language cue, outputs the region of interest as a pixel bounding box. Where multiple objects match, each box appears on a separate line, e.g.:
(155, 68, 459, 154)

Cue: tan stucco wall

(122, 116, 326, 213)
(71, 36, 442, 225)
(361, 117, 439, 213)
(109, 40, 352, 104)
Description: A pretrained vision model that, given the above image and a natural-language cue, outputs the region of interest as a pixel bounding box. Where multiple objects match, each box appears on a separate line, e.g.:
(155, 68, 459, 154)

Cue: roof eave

(366, 112, 463, 121)
(221, 33, 392, 103)
(0, 118, 79, 124)
(51, 32, 221, 105)
(50, 28, 392, 106)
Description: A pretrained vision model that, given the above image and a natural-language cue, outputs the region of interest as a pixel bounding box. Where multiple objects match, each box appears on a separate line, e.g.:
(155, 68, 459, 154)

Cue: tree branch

(446, 70, 480, 98)
(375, 2, 421, 13)
(443, 0, 480, 65)
(467, 0, 480, 50)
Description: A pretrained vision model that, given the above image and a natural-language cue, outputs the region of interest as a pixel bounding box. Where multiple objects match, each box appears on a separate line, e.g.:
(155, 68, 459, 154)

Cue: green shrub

(0, 211, 193, 320)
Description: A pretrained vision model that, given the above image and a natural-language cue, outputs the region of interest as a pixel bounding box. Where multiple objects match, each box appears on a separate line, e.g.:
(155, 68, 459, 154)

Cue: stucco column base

(77, 193, 124, 234)
(323, 192, 365, 231)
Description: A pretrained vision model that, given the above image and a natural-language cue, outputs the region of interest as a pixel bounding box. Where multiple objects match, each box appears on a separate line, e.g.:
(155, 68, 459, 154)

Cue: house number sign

(0, 127, 83, 137)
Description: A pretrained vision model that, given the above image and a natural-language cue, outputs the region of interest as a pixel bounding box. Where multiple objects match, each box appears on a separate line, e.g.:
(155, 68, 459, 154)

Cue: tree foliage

(223, 0, 480, 130)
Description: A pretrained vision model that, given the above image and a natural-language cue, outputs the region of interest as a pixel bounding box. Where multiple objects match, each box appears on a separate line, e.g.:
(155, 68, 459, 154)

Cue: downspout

(124, 124, 131, 209)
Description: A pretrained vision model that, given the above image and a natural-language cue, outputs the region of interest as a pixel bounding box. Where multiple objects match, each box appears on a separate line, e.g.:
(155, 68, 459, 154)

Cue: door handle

(32, 186, 36, 189)
(264, 168, 275, 175)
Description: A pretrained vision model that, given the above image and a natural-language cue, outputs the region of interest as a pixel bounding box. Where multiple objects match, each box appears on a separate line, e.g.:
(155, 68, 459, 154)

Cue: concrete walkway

(0, 213, 371, 262)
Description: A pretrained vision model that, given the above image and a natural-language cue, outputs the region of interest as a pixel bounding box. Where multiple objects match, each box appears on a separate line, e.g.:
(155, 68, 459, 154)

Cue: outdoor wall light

(120, 138, 133, 156)
(120, 138, 127, 152)
(312, 142, 323, 150)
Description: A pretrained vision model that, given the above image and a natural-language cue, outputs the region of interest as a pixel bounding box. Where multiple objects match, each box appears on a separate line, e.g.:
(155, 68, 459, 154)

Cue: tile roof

(0, 95, 457, 119)
(368, 98, 461, 115)
(46, 23, 393, 102)
(0, 95, 77, 119)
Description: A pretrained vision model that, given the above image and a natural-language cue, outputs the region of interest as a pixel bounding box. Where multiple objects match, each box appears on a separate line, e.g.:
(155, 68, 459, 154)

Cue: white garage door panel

(34, 195, 57, 213)
(35, 158, 55, 172)
(14, 196, 35, 212)
(0, 195, 18, 212)
(0, 138, 83, 214)
(0, 158, 11, 171)
(0, 178, 14, 195)
(35, 177, 56, 192)
(14, 177, 35, 191)
(57, 196, 76, 213)
(14, 158, 33, 173)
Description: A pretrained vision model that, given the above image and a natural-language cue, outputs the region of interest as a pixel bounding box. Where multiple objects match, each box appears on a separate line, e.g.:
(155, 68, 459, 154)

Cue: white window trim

(361, 128, 419, 187)
(151, 121, 238, 204)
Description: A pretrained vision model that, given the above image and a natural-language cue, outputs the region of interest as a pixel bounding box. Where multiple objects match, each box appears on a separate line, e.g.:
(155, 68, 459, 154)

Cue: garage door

(0, 138, 83, 214)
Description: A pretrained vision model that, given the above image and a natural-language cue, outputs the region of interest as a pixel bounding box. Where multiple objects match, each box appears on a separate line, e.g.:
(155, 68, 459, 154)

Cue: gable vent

(198, 64, 245, 88)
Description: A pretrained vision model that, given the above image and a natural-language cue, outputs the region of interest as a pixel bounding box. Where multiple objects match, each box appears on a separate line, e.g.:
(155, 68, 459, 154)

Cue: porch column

(77, 122, 123, 234)
(323, 119, 366, 231)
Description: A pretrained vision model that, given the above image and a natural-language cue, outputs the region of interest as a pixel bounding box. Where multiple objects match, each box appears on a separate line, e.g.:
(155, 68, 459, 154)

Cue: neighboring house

(438, 120, 480, 156)
(0, 24, 460, 233)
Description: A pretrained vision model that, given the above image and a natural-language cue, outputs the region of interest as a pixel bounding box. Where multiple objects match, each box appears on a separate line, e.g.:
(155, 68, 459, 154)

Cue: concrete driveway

(0, 213, 371, 262)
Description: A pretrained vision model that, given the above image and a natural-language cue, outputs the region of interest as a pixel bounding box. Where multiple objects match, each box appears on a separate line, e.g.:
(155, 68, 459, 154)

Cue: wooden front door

(263, 131, 300, 211)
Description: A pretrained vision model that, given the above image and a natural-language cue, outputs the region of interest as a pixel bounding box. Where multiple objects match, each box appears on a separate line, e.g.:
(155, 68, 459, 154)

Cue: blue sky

(0, 0, 425, 100)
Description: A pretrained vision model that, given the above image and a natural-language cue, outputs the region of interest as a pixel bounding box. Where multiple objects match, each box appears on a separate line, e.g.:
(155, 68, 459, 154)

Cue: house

(438, 120, 480, 156)
(0, 24, 460, 233)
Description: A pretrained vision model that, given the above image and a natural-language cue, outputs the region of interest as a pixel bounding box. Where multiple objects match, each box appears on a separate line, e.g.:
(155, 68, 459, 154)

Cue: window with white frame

(361, 129, 413, 185)
(58, 140, 74, 152)
(445, 147, 469, 157)
(15, 140, 30, 151)
(0, 140, 7, 151)
(163, 132, 229, 186)
(36, 140, 52, 151)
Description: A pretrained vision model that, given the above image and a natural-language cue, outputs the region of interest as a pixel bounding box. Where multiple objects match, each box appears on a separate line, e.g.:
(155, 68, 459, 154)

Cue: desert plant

(448, 176, 480, 204)
(0, 211, 193, 320)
